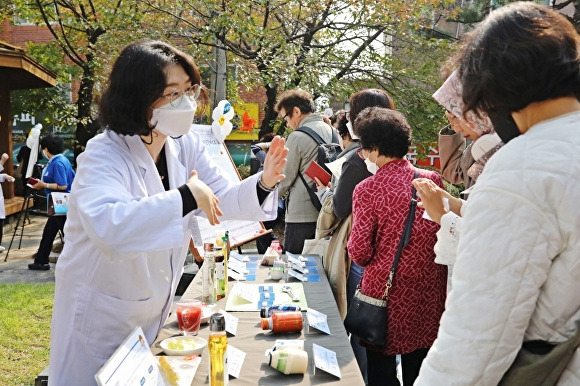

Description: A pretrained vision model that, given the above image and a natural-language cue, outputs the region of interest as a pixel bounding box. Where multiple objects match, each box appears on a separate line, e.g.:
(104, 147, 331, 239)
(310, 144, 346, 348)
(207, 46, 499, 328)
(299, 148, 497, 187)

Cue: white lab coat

(48, 129, 277, 385)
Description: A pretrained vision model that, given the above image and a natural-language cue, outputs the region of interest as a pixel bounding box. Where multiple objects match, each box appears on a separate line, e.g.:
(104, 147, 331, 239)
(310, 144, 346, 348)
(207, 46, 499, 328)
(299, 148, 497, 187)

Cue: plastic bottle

(268, 348, 308, 375)
(215, 232, 229, 299)
(270, 240, 283, 255)
(209, 313, 228, 386)
(261, 311, 303, 333)
(202, 243, 216, 305)
(260, 304, 302, 318)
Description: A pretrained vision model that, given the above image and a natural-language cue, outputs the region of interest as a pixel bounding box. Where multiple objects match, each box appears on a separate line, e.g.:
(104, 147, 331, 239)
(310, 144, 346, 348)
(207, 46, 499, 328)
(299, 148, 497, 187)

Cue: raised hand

(261, 136, 288, 188)
(186, 170, 223, 225)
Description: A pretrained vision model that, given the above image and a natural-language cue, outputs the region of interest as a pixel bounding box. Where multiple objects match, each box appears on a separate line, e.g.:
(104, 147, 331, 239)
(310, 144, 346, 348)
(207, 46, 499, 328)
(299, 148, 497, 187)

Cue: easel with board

(188, 124, 272, 261)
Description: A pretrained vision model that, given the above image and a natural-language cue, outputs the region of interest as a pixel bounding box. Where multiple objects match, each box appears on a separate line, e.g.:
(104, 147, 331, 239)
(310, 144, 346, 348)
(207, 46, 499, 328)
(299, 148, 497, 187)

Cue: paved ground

(0, 214, 56, 283)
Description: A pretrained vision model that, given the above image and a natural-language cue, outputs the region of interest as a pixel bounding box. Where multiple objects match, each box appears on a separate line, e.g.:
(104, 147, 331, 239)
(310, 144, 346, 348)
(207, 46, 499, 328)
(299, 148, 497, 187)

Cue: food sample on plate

(159, 356, 179, 386)
(160, 336, 208, 356)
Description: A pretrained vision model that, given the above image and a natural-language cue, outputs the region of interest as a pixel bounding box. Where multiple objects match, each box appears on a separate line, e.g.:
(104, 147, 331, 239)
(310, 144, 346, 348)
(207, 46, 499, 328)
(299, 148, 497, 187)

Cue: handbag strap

(383, 170, 419, 299)
(355, 170, 419, 299)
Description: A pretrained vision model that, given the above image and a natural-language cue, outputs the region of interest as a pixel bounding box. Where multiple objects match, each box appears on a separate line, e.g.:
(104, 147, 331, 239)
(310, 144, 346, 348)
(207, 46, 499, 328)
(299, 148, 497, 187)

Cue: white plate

(201, 306, 214, 324)
(160, 336, 207, 356)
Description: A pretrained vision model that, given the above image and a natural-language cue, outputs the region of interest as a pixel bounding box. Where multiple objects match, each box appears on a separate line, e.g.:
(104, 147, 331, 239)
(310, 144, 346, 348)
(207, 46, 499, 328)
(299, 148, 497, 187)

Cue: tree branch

(36, 0, 84, 66)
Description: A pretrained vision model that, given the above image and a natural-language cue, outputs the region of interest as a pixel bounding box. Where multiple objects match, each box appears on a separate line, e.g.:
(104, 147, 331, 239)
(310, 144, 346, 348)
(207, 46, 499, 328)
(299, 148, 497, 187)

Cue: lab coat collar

(121, 133, 165, 195)
(165, 137, 186, 190)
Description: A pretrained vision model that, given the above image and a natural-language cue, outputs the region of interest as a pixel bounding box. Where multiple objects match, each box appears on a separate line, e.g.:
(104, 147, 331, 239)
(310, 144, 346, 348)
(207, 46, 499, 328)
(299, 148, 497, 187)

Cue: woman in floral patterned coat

(347, 107, 447, 386)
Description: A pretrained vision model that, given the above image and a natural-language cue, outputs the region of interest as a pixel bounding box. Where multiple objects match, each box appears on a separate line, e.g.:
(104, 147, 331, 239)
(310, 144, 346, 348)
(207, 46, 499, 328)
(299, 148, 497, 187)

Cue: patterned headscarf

(433, 70, 494, 136)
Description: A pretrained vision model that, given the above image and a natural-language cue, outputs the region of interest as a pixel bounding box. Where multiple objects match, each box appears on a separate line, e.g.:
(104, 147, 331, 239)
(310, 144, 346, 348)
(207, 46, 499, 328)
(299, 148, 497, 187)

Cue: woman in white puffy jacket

(414, 3, 580, 385)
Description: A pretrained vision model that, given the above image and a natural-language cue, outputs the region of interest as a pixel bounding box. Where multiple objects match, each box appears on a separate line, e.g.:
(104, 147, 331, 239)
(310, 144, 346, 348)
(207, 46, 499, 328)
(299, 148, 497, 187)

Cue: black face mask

(487, 110, 521, 143)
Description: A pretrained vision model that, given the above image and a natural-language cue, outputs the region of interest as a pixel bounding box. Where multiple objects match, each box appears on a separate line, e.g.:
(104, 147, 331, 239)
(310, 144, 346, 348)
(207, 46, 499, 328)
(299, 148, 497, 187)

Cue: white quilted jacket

(415, 111, 580, 385)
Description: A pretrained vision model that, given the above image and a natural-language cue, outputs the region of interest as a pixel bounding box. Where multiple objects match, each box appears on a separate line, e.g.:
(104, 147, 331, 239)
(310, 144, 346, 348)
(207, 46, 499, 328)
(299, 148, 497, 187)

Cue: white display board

(191, 124, 266, 249)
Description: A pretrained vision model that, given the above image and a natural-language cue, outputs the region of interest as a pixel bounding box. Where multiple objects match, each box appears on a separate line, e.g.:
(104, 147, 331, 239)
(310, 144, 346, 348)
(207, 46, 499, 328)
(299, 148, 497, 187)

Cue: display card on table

(227, 345, 246, 378)
(312, 344, 341, 379)
(218, 309, 239, 336)
(95, 326, 161, 385)
(306, 308, 330, 334)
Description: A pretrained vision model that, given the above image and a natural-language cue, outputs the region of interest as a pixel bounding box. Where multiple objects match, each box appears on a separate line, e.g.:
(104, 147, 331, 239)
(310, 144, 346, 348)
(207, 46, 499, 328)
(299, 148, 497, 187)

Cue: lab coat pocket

(83, 291, 153, 359)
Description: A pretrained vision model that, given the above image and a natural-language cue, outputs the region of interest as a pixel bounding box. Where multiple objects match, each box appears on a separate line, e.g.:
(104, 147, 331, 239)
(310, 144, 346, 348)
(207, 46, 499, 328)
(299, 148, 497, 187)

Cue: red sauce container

(261, 311, 303, 333)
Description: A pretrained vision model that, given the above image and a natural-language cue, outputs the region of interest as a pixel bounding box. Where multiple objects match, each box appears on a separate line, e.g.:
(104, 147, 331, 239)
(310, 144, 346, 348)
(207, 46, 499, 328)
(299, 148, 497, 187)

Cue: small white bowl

(160, 336, 207, 356)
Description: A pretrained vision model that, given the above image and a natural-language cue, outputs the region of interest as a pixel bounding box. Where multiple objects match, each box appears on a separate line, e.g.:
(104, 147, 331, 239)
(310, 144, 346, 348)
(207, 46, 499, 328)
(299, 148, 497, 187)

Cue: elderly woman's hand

(187, 170, 223, 225)
(412, 178, 454, 224)
(261, 136, 288, 188)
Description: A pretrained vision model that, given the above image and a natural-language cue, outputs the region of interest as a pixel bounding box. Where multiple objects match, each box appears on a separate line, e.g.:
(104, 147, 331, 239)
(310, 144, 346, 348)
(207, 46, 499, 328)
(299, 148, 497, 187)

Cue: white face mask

(42, 150, 49, 160)
(346, 121, 360, 140)
(364, 157, 379, 175)
(151, 96, 197, 137)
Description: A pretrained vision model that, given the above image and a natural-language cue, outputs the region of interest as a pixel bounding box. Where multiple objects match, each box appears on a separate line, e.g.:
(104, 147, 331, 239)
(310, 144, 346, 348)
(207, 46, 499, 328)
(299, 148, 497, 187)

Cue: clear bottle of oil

(209, 313, 228, 386)
(202, 243, 216, 305)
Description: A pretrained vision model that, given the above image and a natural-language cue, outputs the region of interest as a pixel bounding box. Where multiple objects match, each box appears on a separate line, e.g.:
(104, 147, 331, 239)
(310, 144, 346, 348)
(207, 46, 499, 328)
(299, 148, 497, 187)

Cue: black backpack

(296, 126, 341, 175)
(296, 126, 341, 211)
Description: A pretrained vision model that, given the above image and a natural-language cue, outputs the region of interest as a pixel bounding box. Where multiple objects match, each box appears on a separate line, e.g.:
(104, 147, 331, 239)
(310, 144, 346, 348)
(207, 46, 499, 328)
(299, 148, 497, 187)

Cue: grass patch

(0, 283, 54, 385)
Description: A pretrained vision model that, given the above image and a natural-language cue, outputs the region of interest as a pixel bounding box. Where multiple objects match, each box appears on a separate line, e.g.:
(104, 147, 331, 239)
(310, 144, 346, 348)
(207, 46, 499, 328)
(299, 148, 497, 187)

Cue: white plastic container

(268, 348, 308, 375)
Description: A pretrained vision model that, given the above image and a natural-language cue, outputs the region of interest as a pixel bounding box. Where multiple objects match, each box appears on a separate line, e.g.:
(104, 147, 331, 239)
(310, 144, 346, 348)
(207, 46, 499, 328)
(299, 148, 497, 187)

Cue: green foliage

(453, 0, 557, 25)
(443, 180, 463, 198)
(225, 69, 242, 106)
(152, 0, 459, 137)
(0, 283, 54, 385)
(6, 0, 181, 151)
(236, 164, 251, 179)
(11, 42, 78, 134)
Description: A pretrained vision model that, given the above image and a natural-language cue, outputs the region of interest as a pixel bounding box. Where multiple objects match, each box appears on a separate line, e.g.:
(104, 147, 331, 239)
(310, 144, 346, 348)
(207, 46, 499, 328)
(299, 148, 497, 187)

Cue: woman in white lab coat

(48, 41, 287, 385)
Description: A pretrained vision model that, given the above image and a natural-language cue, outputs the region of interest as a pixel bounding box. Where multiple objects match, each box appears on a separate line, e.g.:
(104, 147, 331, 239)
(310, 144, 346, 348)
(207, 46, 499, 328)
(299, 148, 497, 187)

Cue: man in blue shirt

(28, 133, 75, 271)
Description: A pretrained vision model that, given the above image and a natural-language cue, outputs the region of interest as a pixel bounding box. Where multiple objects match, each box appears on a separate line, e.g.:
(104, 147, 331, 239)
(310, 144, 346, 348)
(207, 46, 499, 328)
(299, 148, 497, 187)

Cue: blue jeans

(346, 262, 368, 384)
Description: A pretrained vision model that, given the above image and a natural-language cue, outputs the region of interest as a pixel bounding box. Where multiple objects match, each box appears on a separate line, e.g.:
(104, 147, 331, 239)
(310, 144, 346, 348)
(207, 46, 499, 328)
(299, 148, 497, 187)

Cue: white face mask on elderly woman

(364, 157, 379, 175)
(150, 95, 197, 137)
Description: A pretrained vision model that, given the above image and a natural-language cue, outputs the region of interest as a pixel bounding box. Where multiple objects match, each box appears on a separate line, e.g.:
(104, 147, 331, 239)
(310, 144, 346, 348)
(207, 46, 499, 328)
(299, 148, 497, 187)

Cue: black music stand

(4, 186, 40, 262)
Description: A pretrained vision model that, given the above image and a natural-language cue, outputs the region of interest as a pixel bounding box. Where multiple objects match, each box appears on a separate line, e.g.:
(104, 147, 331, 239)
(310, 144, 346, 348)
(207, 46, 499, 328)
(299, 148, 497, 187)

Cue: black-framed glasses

(162, 84, 202, 107)
(279, 111, 291, 122)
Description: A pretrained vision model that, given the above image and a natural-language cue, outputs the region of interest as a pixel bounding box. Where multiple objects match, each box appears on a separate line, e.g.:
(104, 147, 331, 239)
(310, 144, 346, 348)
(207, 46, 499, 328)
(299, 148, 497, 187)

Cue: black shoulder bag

(343, 171, 419, 346)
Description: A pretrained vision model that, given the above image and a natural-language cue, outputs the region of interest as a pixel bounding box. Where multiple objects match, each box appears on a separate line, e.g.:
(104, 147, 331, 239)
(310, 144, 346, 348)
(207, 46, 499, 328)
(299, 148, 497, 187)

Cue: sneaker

(28, 263, 50, 271)
(0, 246, 5, 252)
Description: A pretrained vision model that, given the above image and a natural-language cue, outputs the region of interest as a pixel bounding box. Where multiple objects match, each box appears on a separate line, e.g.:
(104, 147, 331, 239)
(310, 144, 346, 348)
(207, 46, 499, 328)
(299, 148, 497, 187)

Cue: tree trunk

(258, 61, 279, 138)
(73, 61, 98, 167)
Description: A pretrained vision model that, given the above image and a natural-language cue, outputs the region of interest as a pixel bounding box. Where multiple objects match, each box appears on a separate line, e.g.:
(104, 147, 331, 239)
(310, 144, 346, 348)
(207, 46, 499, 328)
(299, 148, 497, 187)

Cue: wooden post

(0, 72, 14, 199)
